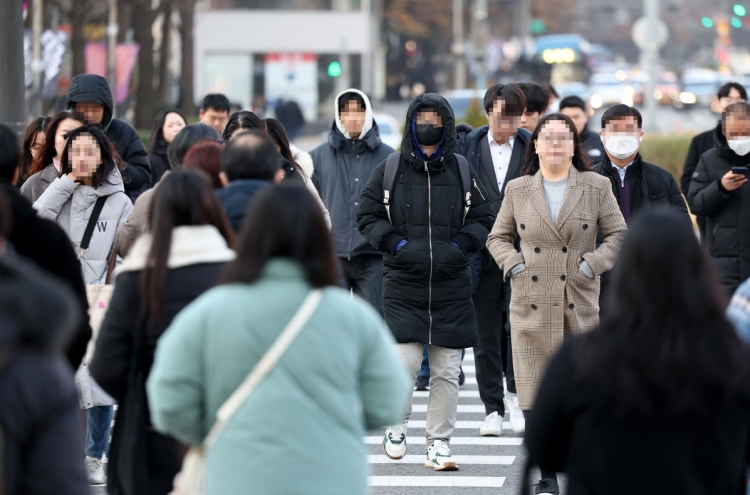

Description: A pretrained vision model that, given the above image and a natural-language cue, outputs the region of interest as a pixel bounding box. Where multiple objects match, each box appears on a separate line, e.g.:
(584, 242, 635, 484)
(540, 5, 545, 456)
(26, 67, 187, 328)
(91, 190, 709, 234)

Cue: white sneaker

(424, 439, 459, 471)
(382, 424, 408, 459)
(479, 411, 503, 436)
(85, 456, 106, 485)
(504, 394, 526, 434)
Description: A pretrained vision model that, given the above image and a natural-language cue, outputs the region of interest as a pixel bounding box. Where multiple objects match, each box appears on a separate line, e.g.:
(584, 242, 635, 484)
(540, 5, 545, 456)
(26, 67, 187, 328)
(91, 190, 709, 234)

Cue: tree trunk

(157, 0, 172, 103)
(133, 0, 156, 129)
(178, 0, 195, 116)
(117, 0, 132, 43)
(71, 0, 87, 77)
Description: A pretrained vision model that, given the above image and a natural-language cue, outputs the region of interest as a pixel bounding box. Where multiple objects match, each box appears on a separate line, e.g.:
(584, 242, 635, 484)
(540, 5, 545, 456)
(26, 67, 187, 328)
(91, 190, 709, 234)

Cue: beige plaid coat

(487, 166, 627, 409)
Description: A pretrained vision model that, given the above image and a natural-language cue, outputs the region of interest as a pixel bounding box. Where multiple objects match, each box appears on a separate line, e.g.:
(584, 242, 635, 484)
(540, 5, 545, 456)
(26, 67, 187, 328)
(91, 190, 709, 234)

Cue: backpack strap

(77, 196, 108, 260)
(382, 152, 401, 223)
(455, 154, 473, 223)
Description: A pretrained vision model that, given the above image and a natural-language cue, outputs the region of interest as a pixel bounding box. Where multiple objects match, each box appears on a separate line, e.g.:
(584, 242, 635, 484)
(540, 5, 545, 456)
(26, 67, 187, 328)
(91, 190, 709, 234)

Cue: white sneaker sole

(479, 426, 503, 436)
(382, 440, 407, 460)
(424, 460, 459, 471)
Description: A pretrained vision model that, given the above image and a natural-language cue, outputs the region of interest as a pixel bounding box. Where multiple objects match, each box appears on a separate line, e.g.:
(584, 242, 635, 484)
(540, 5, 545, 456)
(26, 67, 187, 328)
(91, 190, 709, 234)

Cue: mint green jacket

(146, 258, 411, 495)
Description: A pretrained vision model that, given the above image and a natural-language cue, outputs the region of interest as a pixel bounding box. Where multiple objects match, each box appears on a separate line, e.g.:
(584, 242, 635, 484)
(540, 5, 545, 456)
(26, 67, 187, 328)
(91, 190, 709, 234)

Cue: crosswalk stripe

(368, 455, 515, 464)
(411, 404, 486, 413)
(364, 436, 523, 445)
(407, 420, 511, 429)
(369, 476, 505, 487)
(462, 365, 476, 373)
(413, 390, 480, 398)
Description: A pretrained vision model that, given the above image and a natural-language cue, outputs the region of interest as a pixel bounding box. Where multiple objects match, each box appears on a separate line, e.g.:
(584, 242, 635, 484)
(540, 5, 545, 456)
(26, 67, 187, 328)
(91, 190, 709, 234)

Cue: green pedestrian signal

(732, 16, 743, 27)
(735, 4, 747, 16)
(327, 61, 342, 78)
(702, 17, 714, 28)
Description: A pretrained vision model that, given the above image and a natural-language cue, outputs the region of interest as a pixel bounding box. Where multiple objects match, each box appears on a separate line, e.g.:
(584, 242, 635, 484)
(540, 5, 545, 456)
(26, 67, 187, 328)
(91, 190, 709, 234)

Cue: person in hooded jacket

(689, 102, 750, 296)
(0, 206, 90, 495)
(357, 93, 494, 470)
(66, 74, 151, 200)
(311, 89, 394, 314)
(32, 124, 133, 485)
(147, 109, 187, 184)
(0, 124, 91, 371)
(592, 105, 690, 312)
(455, 83, 531, 436)
(91, 171, 235, 495)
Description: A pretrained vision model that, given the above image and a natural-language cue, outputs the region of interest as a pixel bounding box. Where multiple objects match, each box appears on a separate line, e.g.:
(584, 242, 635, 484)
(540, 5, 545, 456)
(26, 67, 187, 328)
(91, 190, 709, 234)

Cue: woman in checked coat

(486, 113, 627, 494)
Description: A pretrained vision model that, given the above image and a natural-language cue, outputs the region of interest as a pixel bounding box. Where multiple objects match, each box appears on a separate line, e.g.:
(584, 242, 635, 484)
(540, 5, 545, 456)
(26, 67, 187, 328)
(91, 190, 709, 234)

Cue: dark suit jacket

(457, 125, 532, 271)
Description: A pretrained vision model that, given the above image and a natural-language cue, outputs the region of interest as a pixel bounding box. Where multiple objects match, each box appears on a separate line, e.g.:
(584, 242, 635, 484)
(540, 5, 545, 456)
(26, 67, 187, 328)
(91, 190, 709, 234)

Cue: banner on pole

(84, 42, 140, 105)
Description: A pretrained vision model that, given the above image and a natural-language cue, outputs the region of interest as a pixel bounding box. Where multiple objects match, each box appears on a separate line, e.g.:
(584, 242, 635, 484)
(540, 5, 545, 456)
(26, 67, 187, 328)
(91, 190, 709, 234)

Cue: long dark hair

(520, 113, 592, 176)
(221, 184, 338, 287)
(19, 117, 51, 181)
(576, 211, 749, 414)
(148, 109, 187, 155)
(222, 110, 263, 141)
(29, 110, 85, 177)
(262, 118, 307, 180)
(141, 171, 235, 320)
(59, 124, 123, 188)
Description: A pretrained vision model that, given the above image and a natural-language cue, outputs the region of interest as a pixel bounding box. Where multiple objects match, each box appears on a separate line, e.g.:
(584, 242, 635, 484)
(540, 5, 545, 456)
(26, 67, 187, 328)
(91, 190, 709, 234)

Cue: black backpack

(382, 152, 473, 225)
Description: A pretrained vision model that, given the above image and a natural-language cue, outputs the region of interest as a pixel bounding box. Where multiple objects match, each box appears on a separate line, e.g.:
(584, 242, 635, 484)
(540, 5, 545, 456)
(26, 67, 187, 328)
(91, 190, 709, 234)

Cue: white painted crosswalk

(367, 348, 525, 493)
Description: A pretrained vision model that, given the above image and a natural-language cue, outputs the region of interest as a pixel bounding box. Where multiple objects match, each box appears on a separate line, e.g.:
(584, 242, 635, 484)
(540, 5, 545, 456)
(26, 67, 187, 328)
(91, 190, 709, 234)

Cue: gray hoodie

(33, 169, 133, 285)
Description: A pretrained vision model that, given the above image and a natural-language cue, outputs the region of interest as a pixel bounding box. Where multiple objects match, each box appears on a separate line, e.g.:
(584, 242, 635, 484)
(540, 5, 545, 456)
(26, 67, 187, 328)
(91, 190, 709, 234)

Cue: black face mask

(415, 124, 444, 146)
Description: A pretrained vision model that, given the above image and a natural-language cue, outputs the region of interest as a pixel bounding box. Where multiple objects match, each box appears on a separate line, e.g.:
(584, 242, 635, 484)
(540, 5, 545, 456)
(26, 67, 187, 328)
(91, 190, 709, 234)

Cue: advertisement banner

(84, 42, 141, 105)
(265, 53, 318, 122)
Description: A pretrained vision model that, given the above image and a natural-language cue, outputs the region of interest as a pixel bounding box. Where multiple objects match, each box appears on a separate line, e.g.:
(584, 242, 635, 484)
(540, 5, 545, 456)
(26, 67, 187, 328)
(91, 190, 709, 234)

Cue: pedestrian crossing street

(366, 348, 528, 494)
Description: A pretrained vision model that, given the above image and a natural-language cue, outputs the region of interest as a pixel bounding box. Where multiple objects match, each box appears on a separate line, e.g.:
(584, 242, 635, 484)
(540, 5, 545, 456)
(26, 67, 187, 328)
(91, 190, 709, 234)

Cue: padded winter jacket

(33, 169, 133, 285)
(688, 125, 750, 295)
(357, 93, 494, 348)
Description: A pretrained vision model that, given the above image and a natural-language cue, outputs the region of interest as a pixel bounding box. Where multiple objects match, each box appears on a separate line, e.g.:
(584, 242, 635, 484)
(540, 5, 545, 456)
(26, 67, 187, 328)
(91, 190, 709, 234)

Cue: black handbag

(107, 316, 149, 495)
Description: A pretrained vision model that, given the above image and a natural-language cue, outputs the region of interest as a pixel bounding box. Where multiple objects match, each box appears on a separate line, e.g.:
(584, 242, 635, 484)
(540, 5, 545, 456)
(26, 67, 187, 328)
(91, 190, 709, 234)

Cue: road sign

(632, 16, 669, 50)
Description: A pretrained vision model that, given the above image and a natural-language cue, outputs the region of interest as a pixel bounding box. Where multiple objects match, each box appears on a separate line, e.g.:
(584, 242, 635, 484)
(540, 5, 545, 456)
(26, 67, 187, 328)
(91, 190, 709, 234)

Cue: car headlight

(679, 92, 697, 104)
(590, 94, 603, 109)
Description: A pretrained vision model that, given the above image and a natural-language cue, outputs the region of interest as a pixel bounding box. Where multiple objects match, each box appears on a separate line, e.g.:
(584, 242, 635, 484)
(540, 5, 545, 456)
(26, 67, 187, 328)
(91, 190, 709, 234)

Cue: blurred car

(442, 89, 487, 122)
(680, 69, 723, 109)
(655, 72, 681, 106)
(589, 71, 635, 109)
(373, 113, 402, 151)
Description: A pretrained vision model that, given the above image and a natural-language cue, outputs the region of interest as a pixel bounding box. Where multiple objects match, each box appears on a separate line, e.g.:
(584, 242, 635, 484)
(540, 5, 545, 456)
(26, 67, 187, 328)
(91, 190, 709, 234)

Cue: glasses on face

(537, 131, 573, 144)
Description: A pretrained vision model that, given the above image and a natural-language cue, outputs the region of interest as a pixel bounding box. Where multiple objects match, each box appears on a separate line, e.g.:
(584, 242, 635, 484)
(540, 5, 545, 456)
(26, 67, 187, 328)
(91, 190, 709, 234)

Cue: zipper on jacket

(425, 160, 434, 344)
(472, 178, 486, 201)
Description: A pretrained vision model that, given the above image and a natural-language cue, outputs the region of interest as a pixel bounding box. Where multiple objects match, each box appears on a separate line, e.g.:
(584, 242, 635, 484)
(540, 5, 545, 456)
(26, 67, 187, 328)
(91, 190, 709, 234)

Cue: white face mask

(604, 135, 641, 160)
(727, 137, 750, 156)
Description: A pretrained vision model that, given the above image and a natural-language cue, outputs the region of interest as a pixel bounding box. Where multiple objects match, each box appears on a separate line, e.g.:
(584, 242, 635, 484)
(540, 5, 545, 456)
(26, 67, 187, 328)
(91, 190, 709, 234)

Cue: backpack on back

(382, 152, 473, 224)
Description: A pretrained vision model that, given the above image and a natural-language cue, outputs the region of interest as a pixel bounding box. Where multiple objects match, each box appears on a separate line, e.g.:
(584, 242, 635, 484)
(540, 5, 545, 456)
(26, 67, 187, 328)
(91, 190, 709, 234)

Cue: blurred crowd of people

(2, 72, 750, 495)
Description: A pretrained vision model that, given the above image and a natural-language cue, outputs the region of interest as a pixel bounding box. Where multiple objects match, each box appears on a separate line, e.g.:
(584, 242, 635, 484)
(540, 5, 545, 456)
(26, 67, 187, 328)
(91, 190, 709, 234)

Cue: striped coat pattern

(487, 166, 627, 408)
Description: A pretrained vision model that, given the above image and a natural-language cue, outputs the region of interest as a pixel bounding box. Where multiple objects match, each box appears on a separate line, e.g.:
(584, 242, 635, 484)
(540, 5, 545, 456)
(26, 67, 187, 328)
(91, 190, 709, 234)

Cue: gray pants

(397, 342, 462, 447)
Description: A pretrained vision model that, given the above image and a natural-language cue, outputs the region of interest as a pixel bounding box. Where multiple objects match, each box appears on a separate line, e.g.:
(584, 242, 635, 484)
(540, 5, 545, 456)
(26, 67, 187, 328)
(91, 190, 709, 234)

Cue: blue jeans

(86, 405, 113, 459)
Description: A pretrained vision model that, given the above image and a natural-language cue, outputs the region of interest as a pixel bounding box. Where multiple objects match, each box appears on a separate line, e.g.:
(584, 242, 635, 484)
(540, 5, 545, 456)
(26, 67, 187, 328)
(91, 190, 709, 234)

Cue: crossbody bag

(172, 289, 323, 495)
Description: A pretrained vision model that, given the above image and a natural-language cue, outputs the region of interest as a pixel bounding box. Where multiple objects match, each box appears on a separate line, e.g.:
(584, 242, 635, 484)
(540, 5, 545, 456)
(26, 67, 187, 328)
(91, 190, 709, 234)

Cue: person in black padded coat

(147, 109, 187, 184)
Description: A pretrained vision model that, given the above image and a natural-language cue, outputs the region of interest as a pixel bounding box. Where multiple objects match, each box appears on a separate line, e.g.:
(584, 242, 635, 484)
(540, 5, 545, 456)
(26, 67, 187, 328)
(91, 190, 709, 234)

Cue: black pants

(472, 262, 516, 416)
(339, 255, 384, 316)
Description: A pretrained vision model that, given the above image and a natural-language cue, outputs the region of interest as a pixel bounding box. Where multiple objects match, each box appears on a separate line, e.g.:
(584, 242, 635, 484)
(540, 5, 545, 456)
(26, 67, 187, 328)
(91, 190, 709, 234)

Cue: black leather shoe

(415, 375, 429, 391)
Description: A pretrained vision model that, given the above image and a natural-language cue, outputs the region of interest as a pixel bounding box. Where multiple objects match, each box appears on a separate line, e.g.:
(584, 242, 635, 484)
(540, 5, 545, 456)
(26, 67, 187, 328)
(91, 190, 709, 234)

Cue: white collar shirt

(487, 132, 515, 193)
(611, 159, 635, 183)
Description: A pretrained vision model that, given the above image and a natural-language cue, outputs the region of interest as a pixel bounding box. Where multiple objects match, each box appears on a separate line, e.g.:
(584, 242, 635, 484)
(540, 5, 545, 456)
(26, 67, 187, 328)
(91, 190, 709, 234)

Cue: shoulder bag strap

(382, 152, 401, 223)
(455, 154, 473, 224)
(203, 289, 323, 449)
(78, 196, 108, 260)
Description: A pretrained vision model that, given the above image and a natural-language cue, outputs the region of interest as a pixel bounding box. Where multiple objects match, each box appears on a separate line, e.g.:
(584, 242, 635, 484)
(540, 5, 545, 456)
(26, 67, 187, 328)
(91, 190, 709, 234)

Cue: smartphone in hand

(731, 166, 750, 177)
